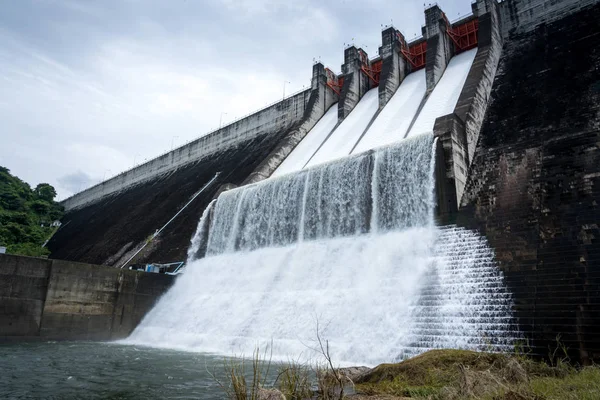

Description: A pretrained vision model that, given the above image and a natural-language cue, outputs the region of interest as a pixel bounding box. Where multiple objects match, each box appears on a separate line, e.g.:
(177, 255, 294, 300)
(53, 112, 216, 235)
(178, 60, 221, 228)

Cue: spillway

(407, 48, 477, 137)
(272, 103, 339, 178)
(305, 87, 379, 168)
(352, 69, 427, 154)
(126, 133, 519, 366)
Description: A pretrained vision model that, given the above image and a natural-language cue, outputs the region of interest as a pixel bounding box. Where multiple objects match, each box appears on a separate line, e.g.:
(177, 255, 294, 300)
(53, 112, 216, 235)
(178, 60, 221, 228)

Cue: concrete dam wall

(457, 1, 600, 363)
(38, 0, 600, 363)
(49, 62, 339, 266)
(0, 254, 174, 340)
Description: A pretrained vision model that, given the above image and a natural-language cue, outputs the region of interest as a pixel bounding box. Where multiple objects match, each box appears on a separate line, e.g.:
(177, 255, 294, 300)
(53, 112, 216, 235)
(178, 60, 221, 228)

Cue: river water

(0, 341, 280, 399)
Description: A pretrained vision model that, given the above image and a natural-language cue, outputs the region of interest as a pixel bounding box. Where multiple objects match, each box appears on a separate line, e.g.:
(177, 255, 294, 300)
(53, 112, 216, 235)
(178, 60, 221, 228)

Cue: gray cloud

(0, 0, 471, 200)
(57, 170, 95, 194)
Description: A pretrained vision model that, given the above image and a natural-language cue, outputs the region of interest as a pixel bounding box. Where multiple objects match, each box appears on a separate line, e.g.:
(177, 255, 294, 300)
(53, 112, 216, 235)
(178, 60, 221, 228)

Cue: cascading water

(126, 133, 519, 366)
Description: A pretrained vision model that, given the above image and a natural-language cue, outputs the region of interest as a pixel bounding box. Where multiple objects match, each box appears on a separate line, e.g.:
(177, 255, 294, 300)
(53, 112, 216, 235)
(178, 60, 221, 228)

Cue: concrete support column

(452, 0, 502, 181)
(424, 5, 454, 92)
(378, 28, 407, 110)
(338, 46, 371, 120)
(433, 114, 469, 221)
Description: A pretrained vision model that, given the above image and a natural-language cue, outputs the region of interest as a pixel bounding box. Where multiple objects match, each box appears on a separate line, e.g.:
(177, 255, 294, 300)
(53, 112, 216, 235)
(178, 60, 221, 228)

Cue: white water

(352, 69, 426, 154)
(272, 104, 339, 178)
(305, 88, 379, 168)
(127, 133, 518, 366)
(407, 48, 477, 137)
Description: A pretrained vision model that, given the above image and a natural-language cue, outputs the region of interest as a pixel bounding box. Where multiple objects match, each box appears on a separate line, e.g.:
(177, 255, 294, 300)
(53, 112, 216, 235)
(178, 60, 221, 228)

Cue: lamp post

(133, 153, 141, 167)
(171, 136, 179, 151)
(283, 80, 291, 100)
(219, 112, 228, 130)
(102, 169, 112, 181)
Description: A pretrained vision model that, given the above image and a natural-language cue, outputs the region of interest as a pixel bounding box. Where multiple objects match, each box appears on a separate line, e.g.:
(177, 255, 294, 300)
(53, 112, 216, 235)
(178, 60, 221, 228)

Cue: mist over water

(126, 133, 518, 366)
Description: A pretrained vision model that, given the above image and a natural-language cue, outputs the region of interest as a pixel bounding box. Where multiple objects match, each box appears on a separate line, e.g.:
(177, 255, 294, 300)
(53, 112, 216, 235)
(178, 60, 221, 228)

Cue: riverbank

(351, 349, 600, 400)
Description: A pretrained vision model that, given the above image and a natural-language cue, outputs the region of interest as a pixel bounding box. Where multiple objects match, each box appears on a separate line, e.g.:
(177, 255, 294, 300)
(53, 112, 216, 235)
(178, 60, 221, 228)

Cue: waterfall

(126, 133, 519, 366)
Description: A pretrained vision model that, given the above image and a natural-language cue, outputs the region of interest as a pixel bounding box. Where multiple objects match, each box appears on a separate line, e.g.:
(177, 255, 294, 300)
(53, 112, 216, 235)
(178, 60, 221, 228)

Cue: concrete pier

(338, 46, 373, 120)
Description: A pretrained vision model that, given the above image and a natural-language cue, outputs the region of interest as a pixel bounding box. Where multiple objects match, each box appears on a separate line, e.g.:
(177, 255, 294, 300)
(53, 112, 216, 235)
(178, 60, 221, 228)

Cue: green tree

(31, 200, 51, 215)
(0, 167, 64, 257)
(34, 183, 57, 202)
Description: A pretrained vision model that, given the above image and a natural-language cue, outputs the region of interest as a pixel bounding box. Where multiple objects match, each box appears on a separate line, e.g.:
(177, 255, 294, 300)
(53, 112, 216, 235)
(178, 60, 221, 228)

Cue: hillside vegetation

(0, 166, 64, 257)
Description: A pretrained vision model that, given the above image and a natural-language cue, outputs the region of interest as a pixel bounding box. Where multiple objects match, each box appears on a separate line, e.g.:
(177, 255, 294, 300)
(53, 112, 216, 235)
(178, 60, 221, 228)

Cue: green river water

(0, 341, 281, 399)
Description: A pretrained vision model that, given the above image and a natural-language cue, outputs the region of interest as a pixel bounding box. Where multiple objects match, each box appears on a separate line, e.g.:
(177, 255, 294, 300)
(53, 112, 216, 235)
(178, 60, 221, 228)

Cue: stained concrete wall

(49, 112, 300, 266)
(61, 89, 311, 212)
(378, 28, 408, 109)
(0, 255, 50, 337)
(0, 254, 174, 340)
(424, 5, 455, 92)
(499, 0, 598, 37)
(433, 0, 502, 213)
(457, 3, 600, 363)
(338, 46, 373, 120)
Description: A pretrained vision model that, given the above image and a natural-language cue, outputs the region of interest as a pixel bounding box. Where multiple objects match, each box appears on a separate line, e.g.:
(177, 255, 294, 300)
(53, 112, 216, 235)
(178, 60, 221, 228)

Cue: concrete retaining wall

(499, 0, 598, 37)
(457, 3, 600, 363)
(0, 255, 50, 336)
(0, 254, 174, 340)
(61, 89, 311, 212)
(432, 0, 502, 213)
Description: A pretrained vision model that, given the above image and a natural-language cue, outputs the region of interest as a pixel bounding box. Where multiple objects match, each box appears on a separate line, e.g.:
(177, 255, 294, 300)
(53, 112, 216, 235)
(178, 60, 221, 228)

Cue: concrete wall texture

(0, 254, 174, 340)
(457, 2, 600, 363)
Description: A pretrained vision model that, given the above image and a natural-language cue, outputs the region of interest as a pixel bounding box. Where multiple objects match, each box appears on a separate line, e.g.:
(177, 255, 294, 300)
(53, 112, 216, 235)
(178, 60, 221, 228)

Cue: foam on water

(127, 133, 519, 366)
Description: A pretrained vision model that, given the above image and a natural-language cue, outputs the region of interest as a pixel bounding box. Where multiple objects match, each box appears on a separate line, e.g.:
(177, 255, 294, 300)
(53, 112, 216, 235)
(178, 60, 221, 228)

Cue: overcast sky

(0, 0, 470, 200)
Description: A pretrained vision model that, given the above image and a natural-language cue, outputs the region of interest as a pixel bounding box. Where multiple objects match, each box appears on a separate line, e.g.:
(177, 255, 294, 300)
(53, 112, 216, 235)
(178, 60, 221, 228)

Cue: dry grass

(354, 349, 600, 400)
(276, 361, 313, 400)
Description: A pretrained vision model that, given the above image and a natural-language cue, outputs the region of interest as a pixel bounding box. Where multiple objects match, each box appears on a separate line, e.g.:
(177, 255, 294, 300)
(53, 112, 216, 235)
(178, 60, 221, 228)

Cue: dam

(2, 0, 598, 368)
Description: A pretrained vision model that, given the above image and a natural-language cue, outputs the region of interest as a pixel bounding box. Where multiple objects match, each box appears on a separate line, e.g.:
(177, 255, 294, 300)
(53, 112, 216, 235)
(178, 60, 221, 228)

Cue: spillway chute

(125, 133, 519, 366)
(407, 48, 477, 137)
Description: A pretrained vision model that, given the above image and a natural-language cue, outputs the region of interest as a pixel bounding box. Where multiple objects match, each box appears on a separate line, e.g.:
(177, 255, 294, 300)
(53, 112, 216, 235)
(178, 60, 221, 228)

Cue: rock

(256, 387, 286, 400)
(338, 366, 372, 383)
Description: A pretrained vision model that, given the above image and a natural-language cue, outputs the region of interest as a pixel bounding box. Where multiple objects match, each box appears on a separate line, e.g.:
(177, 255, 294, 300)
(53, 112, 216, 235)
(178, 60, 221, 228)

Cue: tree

(0, 190, 25, 211)
(31, 200, 51, 215)
(0, 167, 64, 256)
(34, 183, 57, 202)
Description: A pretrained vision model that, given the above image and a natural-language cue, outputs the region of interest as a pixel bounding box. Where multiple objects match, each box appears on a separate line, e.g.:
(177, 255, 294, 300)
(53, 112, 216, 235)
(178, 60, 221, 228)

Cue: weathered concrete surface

(0, 254, 174, 340)
(499, 0, 598, 37)
(61, 89, 310, 212)
(424, 5, 455, 92)
(48, 126, 295, 266)
(243, 63, 338, 184)
(377, 28, 407, 109)
(457, 3, 600, 363)
(339, 46, 373, 120)
(433, 114, 469, 219)
(455, 0, 502, 171)
(0, 255, 50, 337)
(435, 0, 502, 209)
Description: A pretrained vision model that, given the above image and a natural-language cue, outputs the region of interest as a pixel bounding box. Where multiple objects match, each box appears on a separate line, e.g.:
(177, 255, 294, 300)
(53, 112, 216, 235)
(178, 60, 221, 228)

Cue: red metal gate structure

(445, 15, 479, 54)
(325, 67, 344, 96)
(400, 38, 427, 70)
(360, 58, 383, 86)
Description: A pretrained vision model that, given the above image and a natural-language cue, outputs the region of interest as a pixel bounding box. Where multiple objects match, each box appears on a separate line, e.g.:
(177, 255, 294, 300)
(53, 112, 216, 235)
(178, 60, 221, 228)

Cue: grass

(212, 342, 600, 399)
(353, 349, 600, 400)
